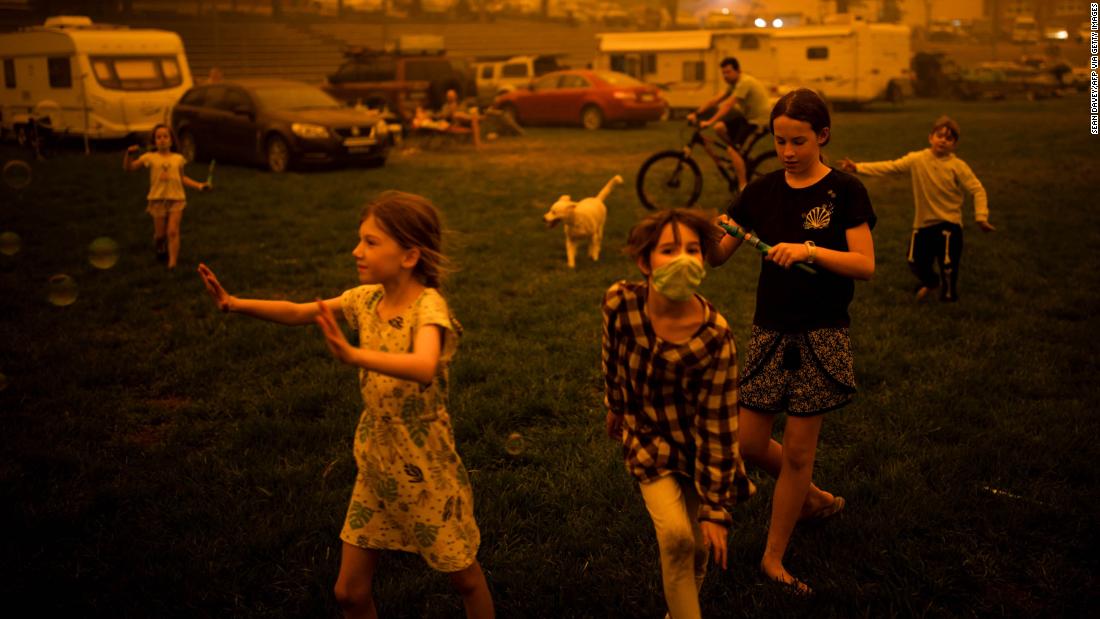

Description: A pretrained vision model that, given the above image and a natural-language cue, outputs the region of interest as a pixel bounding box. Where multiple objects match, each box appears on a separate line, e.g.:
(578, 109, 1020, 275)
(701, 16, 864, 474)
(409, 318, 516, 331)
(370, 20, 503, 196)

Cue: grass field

(2, 95, 1098, 618)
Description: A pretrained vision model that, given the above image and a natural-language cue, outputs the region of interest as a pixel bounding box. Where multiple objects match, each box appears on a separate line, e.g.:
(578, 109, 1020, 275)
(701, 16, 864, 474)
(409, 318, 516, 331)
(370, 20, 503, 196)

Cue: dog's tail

(596, 175, 624, 203)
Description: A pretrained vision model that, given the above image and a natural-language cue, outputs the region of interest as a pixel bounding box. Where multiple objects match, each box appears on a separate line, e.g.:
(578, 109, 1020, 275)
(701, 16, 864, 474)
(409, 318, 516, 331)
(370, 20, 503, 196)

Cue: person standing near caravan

(687, 57, 771, 191)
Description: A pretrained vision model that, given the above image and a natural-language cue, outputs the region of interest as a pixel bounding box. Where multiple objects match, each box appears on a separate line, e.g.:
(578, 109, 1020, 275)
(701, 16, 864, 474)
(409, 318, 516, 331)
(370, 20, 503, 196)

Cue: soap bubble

(2, 160, 32, 190)
(504, 432, 525, 456)
(47, 274, 78, 306)
(0, 231, 20, 256)
(88, 237, 120, 269)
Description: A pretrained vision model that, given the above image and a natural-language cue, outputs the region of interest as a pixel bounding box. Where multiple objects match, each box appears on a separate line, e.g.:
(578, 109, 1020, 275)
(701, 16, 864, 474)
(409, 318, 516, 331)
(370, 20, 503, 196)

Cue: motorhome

(0, 16, 193, 142)
(594, 20, 911, 113)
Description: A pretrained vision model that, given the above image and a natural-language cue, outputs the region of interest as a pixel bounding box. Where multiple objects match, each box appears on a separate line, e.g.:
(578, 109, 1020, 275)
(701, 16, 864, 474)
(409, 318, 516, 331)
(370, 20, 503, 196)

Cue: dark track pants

(907, 222, 963, 301)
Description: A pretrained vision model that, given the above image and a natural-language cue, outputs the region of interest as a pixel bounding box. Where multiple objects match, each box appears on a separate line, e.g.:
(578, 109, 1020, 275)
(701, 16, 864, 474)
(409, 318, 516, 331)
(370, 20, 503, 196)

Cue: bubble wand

(205, 159, 216, 188)
(717, 222, 817, 275)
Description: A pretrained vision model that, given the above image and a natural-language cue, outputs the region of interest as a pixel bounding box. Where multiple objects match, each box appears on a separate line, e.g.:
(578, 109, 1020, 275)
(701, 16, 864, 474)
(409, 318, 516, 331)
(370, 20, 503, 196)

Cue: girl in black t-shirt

(708, 88, 876, 595)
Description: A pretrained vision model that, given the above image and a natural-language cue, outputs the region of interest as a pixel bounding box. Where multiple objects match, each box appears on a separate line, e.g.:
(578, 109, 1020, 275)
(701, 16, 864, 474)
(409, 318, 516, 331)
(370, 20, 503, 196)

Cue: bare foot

(798, 489, 835, 521)
(761, 560, 812, 596)
(915, 286, 931, 301)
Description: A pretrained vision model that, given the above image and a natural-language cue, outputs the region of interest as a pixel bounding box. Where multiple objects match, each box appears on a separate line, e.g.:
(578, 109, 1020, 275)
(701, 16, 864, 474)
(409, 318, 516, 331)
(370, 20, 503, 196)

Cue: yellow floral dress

(339, 284, 479, 572)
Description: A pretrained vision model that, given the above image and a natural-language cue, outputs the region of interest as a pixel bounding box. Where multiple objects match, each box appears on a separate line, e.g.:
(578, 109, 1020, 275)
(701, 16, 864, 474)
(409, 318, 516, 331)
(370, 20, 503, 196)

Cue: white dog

(543, 175, 623, 268)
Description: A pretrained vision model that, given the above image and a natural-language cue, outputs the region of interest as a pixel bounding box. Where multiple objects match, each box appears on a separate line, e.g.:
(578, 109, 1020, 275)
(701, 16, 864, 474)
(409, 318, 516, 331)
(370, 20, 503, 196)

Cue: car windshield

(253, 86, 342, 110)
(594, 71, 644, 87)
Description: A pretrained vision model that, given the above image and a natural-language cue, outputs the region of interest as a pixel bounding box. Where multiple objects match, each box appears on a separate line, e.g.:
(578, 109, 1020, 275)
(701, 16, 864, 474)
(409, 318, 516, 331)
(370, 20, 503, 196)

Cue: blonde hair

(624, 208, 718, 270)
(359, 191, 452, 288)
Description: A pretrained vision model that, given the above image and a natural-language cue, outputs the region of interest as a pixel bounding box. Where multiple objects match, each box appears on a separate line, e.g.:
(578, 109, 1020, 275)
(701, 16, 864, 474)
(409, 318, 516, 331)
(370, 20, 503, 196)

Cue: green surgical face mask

(651, 253, 706, 302)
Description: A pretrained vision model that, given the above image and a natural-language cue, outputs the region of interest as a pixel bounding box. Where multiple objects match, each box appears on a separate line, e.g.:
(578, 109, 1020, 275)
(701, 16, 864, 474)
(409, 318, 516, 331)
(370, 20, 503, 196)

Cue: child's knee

(447, 562, 484, 596)
(782, 444, 815, 472)
(657, 526, 699, 564)
(333, 575, 373, 611)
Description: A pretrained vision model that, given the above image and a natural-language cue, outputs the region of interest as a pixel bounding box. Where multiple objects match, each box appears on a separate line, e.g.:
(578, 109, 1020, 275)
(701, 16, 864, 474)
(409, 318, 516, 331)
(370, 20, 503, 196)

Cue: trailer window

(643, 54, 656, 75)
(89, 57, 184, 91)
(740, 35, 760, 50)
(3, 59, 13, 88)
(807, 47, 829, 60)
(48, 57, 72, 89)
(682, 61, 705, 82)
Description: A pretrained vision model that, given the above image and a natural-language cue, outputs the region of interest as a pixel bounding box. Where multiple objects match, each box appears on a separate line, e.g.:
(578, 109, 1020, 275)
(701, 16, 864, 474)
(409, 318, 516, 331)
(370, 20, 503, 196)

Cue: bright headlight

(291, 123, 329, 139)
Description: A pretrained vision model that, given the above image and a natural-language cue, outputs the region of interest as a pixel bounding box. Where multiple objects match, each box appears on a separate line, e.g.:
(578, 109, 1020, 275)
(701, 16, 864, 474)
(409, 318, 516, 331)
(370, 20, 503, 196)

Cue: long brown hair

(359, 191, 452, 288)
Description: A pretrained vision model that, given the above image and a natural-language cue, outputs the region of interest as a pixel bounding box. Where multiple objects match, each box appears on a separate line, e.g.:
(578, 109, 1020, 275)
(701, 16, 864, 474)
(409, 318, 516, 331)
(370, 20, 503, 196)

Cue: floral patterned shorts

(739, 326, 857, 416)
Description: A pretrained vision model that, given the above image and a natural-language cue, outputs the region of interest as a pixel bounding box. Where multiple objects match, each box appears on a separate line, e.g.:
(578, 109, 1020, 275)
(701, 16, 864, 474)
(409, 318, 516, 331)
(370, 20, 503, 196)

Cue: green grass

(2, 96, 1098, 617)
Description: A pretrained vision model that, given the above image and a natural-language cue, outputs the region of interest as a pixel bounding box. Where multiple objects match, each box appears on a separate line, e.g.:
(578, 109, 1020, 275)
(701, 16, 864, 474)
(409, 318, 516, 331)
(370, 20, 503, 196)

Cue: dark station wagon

(171, 79, 393, 173)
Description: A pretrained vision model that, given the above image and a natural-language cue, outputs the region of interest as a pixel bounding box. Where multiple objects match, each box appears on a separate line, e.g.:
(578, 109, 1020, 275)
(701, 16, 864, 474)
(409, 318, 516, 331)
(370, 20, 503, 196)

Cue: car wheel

(499, 104, 520, 126)
(178, 129, 200, 162)
(266, 135, 291, 173)
(581, 105, 603, 130)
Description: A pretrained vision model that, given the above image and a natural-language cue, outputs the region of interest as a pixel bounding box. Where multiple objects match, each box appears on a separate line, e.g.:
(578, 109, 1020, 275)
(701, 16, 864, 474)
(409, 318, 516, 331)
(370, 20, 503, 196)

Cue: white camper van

(595, 21, 911, 113)
(0, 16, 193, 142)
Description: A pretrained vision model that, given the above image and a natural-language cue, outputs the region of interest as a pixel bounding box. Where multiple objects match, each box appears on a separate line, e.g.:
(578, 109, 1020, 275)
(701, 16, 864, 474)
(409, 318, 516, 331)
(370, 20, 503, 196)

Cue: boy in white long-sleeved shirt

(839, 116, 994, 301)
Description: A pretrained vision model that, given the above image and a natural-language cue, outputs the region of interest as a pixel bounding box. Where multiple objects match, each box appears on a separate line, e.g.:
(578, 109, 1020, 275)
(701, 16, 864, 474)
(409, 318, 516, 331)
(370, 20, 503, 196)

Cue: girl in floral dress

(198, 191, 493, 618)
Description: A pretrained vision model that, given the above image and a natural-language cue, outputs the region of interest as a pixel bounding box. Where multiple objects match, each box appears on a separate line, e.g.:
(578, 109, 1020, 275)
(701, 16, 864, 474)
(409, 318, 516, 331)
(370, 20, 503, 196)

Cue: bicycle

(635, 120, 780, 211)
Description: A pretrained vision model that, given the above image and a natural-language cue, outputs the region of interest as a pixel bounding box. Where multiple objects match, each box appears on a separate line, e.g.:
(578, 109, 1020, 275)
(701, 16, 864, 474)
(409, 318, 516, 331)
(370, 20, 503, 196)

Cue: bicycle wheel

(636, 150, 703, 210)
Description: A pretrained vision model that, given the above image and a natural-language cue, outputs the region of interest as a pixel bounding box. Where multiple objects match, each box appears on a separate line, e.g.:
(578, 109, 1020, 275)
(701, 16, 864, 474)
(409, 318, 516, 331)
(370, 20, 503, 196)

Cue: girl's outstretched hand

(315, 300, 356, 365)
(700, 521, 729, 570)
(197, 263, 233, 312)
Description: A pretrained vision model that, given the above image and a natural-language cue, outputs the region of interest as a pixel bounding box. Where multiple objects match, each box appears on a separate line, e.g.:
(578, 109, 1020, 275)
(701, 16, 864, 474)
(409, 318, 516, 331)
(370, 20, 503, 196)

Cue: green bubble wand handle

(718, 222, 817, 275)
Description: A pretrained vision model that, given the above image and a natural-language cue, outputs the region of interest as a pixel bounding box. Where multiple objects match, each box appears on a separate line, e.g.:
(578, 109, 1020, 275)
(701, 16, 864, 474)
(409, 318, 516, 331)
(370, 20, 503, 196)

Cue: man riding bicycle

(686, 57, 770, 191)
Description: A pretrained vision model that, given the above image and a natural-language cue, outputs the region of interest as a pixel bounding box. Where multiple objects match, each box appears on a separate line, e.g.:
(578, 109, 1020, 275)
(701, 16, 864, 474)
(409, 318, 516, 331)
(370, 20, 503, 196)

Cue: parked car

(493, 70, 667, 130)
(171, 79, 393, 173)
(322, 36, 476, 118)
(949, 62, 1060, 101)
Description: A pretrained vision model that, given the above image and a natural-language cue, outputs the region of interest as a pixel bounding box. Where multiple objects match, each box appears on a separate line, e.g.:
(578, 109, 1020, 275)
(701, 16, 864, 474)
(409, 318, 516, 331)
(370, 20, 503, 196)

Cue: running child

(123, 124, 210, 269)
(198, 191, 493, 619)
(839, 115, 993, 301)
(710, 88, 876, 595)
(603, 208, 754, 619)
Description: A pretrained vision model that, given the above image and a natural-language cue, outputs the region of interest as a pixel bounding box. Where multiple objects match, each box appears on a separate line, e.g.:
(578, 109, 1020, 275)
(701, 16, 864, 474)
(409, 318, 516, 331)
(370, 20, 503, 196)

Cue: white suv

(475, 55, 563, 106)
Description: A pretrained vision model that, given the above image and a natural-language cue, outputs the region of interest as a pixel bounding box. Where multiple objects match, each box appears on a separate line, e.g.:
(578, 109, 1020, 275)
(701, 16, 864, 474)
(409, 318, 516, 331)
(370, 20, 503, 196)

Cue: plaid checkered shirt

(602, 280, 754, 526)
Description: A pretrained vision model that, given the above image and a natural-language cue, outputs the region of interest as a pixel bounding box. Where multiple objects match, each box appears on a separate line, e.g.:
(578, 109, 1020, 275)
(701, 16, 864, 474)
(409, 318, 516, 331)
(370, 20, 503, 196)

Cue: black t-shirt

(728, 168, 876, 332)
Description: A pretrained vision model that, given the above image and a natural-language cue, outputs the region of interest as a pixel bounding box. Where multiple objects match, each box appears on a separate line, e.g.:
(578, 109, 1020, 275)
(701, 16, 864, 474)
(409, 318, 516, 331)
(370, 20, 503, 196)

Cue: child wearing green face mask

(603, 208, 754, 619)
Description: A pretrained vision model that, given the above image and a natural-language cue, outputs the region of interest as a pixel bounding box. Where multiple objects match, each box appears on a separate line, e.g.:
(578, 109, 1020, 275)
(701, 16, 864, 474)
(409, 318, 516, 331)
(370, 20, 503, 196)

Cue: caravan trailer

(595, 20, 911, 113)
(0, 16, 193, 142)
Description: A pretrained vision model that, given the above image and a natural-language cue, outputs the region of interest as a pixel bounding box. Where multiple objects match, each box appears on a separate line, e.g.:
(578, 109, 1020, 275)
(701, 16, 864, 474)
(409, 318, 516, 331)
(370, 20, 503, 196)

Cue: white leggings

(639, 475, 708, 619)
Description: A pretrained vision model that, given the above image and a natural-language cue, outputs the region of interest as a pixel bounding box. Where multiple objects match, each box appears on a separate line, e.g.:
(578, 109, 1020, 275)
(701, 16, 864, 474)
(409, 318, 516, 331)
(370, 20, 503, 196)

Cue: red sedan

(493, 70, 667, 130)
